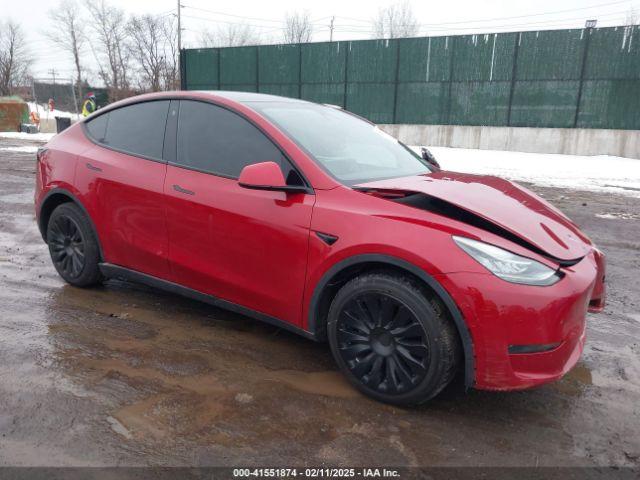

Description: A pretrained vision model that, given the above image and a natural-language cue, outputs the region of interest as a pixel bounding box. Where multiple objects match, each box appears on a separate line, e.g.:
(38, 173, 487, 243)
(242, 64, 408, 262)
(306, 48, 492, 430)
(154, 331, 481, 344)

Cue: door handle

(86, 162, 102, 172)
(173, 184, 195, 196)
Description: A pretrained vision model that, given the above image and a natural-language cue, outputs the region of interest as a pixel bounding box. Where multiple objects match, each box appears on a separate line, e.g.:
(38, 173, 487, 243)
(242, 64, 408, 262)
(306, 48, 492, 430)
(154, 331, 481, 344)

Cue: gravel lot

(0, 137, 638, 468)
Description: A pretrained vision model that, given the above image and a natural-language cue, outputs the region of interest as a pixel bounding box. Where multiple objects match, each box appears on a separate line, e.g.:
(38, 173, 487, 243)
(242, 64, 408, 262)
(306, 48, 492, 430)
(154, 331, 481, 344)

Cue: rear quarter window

(84, 101, 170, 161)
(85, 114, 108, 143)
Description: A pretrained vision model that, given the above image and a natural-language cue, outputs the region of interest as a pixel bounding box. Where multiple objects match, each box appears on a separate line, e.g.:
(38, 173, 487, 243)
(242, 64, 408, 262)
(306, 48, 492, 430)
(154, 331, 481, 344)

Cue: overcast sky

(2, 0, 639, 82)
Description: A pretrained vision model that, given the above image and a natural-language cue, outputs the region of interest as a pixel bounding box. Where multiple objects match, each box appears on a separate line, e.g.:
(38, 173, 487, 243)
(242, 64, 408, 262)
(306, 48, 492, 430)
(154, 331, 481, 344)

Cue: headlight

(453, 236, 561, 286)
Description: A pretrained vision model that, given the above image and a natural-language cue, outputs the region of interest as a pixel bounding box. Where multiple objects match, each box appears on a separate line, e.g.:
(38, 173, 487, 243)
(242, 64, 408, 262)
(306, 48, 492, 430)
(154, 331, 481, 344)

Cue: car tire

(327, 272, 460, 406)
(46, 202, 102, 287)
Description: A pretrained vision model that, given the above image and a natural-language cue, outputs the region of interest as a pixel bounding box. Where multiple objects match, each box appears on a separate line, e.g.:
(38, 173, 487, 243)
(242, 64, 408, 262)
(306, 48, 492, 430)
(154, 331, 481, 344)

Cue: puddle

(552, 363, 593, 396)
(265, 370, 360, 399)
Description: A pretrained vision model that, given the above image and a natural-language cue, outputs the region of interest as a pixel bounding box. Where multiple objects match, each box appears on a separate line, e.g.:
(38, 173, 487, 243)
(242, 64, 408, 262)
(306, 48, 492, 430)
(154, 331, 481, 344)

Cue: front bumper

(437, 248, 605, 390)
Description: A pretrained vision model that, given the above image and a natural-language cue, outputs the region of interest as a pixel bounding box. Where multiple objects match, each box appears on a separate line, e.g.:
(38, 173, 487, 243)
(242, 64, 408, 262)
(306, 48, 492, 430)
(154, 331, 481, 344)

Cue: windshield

(246, 101, 431, 185)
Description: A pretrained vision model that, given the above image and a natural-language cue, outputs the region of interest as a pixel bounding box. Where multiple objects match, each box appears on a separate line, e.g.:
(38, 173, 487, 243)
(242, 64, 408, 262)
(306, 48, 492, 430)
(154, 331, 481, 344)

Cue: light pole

(329, 16, 335, 42)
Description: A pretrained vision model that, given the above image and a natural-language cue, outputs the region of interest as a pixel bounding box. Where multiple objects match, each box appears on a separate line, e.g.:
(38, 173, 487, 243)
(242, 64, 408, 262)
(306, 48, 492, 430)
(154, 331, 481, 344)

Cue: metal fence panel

(220, 46, 257, 86)
(578, 80, 640, 129)
(516, 29, 586, 80)
(347, 39, 398, 83)
(398, 37, 452, 82)
(182, 26, 640, 130)
(346, 83, 395, 123)
(184, 49, 219, 89)
(258, 45, 300, 84)
(450, 81, 511, 125)
(220, 83, 257, 92)
(510, 80, 581, 127)
(259, 83, 300, 97)
(453, 33, 516, 82)
(301, 83, 345, 106)
(301, 42, 346, 83)
(396, 82, 449, 123)
(585, 26, 640, 79)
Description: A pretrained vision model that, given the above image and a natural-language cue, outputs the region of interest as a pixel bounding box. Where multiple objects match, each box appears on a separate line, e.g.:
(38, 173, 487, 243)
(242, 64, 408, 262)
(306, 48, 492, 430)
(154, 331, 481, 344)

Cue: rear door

(77, 100, 171, 279)
(163, 100, 314, 326)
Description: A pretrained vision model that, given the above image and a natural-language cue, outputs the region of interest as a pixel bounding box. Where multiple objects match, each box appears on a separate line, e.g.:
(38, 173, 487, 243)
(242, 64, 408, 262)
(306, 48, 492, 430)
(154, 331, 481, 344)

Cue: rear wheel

(327, 272, 460, 406)
(47, 202, 102, 287)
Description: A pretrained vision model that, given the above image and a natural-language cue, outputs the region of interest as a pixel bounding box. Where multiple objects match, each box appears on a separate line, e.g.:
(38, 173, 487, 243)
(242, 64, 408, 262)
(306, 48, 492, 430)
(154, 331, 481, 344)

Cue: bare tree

(0, 20, 32, 96)
(161, 16, 179, 90)
(127, 14, 165, 91)
(372, 0, 419, 39)
(85, 0, 130, 99)
(198, 23, 260, 47)
(127, 14, 180, 92)
(283, 11, 313, 43)
(47, 0, 86, 103)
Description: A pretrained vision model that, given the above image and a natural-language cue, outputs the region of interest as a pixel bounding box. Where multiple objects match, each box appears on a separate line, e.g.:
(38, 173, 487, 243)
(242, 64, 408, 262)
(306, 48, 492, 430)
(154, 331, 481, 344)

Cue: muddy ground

(0, 137, 638, 468)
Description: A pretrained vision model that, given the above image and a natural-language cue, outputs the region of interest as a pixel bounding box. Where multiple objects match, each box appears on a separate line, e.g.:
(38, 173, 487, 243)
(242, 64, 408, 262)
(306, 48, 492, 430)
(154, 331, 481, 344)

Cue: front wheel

(327, 272, 460, 406)
(46, 202, 102, 287)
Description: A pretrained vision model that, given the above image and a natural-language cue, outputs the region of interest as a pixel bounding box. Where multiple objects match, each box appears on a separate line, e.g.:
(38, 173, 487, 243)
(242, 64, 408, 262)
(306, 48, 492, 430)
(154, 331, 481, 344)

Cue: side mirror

(238, 161, 308, 193)
(421, 147, 441, 171)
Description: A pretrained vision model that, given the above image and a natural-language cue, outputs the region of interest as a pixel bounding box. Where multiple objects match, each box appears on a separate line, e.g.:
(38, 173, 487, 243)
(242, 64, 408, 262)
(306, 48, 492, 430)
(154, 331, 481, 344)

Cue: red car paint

(35, 91, 606, 391)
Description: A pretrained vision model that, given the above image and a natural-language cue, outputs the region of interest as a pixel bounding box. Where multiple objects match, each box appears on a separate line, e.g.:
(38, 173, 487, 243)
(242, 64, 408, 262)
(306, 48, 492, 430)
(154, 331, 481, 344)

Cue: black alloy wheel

(327, 272, 460, 405)
(336, 292, 430, 394)
(49, 215, 86, 279)
(46, 202, 102, 287)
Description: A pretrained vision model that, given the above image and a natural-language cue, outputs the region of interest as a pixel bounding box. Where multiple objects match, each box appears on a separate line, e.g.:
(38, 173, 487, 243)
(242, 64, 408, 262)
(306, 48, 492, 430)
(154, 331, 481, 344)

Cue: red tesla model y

(35, 91, 606, 405)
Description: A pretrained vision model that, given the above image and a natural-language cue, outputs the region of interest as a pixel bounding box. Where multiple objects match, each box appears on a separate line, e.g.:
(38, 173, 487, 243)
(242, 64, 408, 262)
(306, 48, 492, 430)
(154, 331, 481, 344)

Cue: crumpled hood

(355, 171, 592, 261)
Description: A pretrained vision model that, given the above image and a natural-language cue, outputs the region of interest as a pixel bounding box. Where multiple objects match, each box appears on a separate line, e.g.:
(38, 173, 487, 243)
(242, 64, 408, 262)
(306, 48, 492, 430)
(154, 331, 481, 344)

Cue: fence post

(179, 49, 186, 90)
(217, 48, 221, 90)
(343, 42, 350, 109)
(256, 47, 260, 93)
(574, 28, 592, 128)
(392, 39, 401, 124)
(506, 33, 521, 126)
(298, 44, 303, 99)
(445, 36, 456, 125)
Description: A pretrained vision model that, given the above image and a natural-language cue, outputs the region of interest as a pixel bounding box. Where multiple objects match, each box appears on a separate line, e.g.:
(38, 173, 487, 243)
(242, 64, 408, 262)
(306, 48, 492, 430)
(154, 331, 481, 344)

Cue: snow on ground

(413, 146, 640, 198)
(28, 102, 81, 121)
(0, 132, 55, 142)
(0, 145, 39, 153)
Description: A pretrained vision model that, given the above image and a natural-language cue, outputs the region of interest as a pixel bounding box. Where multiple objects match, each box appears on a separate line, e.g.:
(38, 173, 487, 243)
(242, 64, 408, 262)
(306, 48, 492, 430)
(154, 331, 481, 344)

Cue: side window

(89, 101, 170, 161)
(176, 100, 303, 184)
(85, 113, 109, 143)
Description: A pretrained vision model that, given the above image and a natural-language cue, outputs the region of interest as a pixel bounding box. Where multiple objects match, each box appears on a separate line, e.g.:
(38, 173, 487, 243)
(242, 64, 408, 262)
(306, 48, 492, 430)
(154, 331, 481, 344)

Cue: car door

(76, 100, 171, 279)
(163, 99, 314, 327)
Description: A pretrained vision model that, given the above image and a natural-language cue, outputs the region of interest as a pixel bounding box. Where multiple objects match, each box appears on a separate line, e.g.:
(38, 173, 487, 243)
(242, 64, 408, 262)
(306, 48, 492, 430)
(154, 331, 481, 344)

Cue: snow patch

(0, 146, 39, 153)
(595, 212, 640, 220)
(0, 132, 55, 142)
(28, 102, 81, 121)
(411, 146, 640, 198)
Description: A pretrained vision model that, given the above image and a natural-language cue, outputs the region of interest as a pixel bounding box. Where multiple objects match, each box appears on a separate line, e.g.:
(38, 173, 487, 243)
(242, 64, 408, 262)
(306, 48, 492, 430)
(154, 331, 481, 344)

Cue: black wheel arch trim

(308, 254, 475, 387)
(38, 188, 105, 261)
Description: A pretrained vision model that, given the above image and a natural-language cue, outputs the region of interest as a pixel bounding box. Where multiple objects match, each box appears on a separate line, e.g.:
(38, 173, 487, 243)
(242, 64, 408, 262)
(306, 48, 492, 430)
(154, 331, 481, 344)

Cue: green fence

(181, 26, 640, 130)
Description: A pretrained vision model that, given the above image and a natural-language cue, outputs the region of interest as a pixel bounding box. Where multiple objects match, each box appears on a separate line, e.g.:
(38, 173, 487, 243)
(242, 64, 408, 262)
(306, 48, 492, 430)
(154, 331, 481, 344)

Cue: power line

(335, 0, 634, 28)
(182, 4, 285, 24)
(331, 8, 634, 34)
(181, 14, 281, 30)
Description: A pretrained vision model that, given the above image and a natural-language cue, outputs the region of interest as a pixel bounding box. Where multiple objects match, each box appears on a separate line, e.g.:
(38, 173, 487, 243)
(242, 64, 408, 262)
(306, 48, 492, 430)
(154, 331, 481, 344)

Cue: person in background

(82, 92, 97, 117)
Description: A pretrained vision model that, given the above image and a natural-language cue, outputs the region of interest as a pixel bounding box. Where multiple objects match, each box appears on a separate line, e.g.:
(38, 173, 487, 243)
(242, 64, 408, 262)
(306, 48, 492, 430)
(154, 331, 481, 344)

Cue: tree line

(0, 0, 422, 101)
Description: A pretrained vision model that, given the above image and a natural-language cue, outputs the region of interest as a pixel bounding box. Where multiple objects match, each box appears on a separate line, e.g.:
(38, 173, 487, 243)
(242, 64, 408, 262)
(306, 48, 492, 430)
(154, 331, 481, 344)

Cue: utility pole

(177, 0, 182, 51)
(329, 16, 335, 42)
(48, 69, 58, 85)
